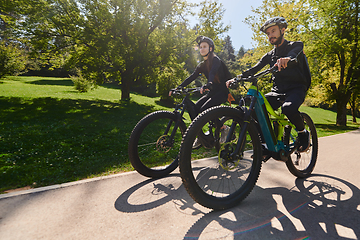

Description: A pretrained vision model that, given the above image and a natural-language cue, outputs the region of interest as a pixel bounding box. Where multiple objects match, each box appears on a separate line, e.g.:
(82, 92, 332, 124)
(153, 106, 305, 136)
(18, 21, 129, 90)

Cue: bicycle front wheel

(179, 106, 262, 210)
(285, 112, 318, 178)
(128, 111, 186, 178)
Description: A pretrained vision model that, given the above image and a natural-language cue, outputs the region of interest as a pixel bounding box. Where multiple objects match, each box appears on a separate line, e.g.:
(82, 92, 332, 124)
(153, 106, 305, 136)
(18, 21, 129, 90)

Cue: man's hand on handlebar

(226, 75, 243, 88)
(275, 57, 291, 71)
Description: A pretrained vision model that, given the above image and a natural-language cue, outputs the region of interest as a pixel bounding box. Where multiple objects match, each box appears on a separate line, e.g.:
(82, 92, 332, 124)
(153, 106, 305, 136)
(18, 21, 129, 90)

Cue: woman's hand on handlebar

(201, 83, 212, 94)
(226, 79, 235, 88)
(169, 86, 181, 96)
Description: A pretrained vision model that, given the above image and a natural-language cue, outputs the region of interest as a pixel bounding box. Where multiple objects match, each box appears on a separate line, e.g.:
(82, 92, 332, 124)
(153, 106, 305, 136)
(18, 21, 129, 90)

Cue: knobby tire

(285, 112, 318, 178)
(128, 111, 186, 178)
(179, 106, 262, 210)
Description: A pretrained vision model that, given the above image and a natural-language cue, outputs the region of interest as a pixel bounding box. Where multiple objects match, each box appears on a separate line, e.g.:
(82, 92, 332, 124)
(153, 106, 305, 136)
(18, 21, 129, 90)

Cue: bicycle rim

(179, 106, 262, 210)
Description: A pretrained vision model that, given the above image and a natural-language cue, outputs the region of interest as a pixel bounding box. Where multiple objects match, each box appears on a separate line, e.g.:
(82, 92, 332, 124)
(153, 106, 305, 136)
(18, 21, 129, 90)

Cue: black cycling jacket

(179, 55, 230, 96)
(242, 40, 308, 93)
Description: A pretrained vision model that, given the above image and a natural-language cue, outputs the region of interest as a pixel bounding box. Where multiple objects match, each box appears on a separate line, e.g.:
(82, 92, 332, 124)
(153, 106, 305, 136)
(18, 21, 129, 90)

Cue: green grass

(299, 106, 360, 137)
(0, 76, 359, 193)
(0, 76, 168, 192)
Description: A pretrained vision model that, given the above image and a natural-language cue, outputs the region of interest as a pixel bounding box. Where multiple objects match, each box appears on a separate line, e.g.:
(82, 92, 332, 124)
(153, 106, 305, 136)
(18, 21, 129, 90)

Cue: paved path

(1, 129, 359, 240)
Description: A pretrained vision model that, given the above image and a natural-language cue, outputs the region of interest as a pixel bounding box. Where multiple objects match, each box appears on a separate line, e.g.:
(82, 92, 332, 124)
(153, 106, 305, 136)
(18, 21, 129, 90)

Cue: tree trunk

(120, 69, 132, 100)
(336, 98, 348, 126)
(121, 79, 130, 100)
(351, 96, 357, 123)
(331, 83, 352, 126)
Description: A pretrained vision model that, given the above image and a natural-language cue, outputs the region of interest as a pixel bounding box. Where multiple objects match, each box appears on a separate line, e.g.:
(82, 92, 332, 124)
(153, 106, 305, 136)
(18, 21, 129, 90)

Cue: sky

(187, 0, 264, 50)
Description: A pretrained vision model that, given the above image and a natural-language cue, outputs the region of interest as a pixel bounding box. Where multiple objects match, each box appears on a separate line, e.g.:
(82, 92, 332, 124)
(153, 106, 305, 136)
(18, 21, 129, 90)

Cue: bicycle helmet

(260, 17, 288, 33)
(195, 36, 215, 52)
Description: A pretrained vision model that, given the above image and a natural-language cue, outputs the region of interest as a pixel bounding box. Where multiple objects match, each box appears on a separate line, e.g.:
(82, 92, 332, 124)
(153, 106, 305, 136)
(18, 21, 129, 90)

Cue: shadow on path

(184, 174, 360, 239)
(114, 173, 359, 239)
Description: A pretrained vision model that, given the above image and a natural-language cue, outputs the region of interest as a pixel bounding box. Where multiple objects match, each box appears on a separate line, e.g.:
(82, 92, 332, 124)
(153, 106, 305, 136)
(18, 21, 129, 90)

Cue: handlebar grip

(287, 58, 297, 67)
(170, 88, 182, 95)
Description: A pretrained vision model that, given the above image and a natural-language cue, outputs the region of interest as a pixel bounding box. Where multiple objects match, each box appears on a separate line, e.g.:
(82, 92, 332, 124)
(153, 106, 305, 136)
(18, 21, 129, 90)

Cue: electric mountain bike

(179, 62, 318, 210)
(128, 87, 223, 178)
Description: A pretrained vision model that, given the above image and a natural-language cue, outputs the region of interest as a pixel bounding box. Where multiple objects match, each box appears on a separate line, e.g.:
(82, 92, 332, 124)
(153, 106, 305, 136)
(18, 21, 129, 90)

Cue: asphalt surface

(1, 129, 359, 240)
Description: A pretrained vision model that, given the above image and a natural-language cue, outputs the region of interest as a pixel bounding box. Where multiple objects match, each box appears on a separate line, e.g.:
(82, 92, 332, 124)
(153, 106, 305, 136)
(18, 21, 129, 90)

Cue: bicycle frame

(230, 68, 297, 161)
(163, 88, 199, 144)
(247, 85, 296, 152)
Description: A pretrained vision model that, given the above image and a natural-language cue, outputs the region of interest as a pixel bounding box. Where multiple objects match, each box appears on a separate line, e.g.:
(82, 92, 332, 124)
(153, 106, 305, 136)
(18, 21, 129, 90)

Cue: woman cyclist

(170, 36, 232, 147)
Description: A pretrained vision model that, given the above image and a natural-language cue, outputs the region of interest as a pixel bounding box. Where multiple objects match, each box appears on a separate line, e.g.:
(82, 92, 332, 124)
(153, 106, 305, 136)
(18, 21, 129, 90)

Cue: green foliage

(217, 35, 237, 75)
(20, 0, 196, 100)
(0, 42, 27, 78)
(3, 0, 235, 103)
(244, 0, 360, 126)
(156, 59, 187, 101)
(70, 69, 94, 93)
(303, 0, 360, 126)
(196, 0, 230, 48)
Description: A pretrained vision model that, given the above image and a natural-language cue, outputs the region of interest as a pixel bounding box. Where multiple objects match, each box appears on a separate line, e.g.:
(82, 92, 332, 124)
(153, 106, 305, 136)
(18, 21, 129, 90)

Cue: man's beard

(270, 33, 284, 46)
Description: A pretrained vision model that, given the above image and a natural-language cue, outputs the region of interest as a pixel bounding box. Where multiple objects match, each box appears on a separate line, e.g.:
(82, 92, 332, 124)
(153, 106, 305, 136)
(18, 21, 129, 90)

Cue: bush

(70, 70, 94, 92)
(0, 42, 27, 79)
(156, 62, 188, 101)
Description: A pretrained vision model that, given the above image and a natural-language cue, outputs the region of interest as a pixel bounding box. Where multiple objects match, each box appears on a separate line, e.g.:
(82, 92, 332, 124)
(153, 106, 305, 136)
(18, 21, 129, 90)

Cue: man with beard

(227, 17, 310, 152)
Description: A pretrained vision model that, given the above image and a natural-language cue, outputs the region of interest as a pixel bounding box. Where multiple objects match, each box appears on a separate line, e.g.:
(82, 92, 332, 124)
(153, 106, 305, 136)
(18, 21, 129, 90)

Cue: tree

(0, 0, 31, 78)
(23, 0, 190, 100)
(220, 35, 235, 62)
(196, 0, 230, 48)
(237, 45, 246, 59)
(304, 0, 360, 126)
(245, 0, 360, 126)
(349, 67, 360, 122)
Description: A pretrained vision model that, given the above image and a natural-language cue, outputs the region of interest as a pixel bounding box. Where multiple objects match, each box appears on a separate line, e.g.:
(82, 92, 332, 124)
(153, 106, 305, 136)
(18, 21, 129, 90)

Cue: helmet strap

(202, 47, 212, 57)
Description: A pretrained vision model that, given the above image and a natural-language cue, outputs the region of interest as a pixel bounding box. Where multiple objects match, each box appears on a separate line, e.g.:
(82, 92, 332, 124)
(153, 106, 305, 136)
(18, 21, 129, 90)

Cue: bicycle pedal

(262, 155, 271, 162)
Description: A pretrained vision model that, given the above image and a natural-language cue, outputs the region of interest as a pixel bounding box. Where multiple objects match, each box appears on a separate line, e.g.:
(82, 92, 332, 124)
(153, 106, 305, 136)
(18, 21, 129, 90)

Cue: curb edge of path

(0, 171, 136, 200)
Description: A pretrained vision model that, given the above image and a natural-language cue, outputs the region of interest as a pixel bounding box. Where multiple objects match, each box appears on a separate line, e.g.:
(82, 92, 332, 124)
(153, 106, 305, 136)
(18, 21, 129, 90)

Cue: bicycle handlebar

(170, 87, 201, 95)
(229, 58, 297, 88)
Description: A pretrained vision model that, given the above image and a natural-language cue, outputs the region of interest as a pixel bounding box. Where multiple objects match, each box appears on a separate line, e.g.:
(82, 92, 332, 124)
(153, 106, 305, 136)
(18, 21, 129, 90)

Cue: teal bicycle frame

(229, 64, 299, 162)
(247, 86, 296, 153)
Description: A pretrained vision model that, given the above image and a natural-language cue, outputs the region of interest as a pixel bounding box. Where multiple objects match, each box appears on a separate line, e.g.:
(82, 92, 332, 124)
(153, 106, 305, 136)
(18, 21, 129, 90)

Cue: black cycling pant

(265, 88, 306, 131)
(195, 91, 228, 116)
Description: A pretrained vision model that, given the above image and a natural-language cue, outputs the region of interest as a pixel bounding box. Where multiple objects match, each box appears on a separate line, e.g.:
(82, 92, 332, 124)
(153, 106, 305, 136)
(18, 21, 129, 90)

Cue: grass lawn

(0, 76, 359, 193)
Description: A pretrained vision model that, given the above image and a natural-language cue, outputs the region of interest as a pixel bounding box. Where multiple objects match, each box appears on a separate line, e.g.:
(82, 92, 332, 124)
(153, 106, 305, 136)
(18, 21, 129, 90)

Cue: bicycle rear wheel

(128, 111, 186, 178)
(179, 106, 262, 210)
(285, 112, 318, 178)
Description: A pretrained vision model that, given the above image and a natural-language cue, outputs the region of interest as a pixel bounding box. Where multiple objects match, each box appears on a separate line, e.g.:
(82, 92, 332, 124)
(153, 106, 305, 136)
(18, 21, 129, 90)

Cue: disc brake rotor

(156, 135, 172, 153)
(218, 143, 240, 171)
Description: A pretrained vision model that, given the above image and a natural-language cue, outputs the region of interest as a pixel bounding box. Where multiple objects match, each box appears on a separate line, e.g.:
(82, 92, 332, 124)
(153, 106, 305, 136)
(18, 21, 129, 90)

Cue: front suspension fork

(229, 105, 254, 160)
